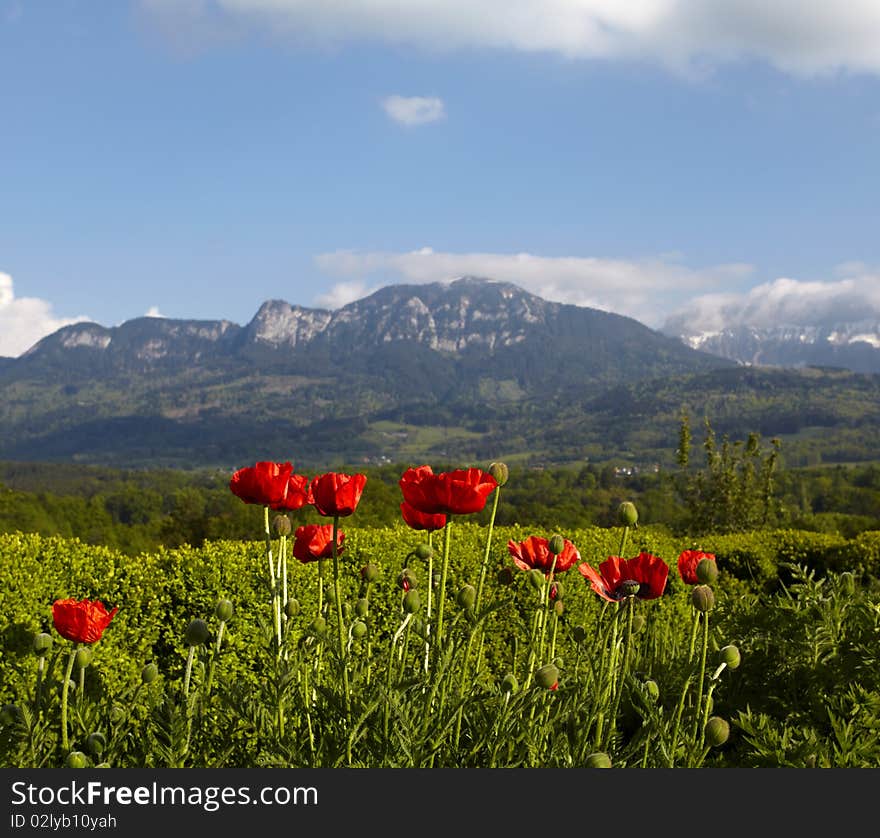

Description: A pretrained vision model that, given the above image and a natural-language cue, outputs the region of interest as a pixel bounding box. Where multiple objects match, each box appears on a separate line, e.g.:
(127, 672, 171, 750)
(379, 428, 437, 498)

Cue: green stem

(77, 663, 86, 711)
(693, 611, 711, 747)
(687, 606, 700, 663)
(423, 532, 434, 673)
(330, 515, 352, 762)
(183, 645, 197, 697)
(607, 597, 636, 748)
(263, 505, 281, 655)
(60, 646, 77, 754)
(433, 516, 453, 662)
(618, 524, 630, 559)
(34, 657, 45, 714)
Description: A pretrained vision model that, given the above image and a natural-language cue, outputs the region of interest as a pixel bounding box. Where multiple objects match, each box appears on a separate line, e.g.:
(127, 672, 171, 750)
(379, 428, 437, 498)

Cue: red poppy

(678, 550, 717, 585)
(400, 501, 447, 532)
(271, 473, 312, 512)
(578, 553, 669, 603)
(229, 461, 294, 507)
(292, 524, 345, 563)
(52, 598, 118, 644)
(309, 472, 367, 517)
(508, 536, 581, 577)
(399, 465, 497, 516)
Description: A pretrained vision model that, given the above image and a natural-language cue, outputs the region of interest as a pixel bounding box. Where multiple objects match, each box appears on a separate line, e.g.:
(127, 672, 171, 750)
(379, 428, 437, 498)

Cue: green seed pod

(325, 584, 337, 604)
(360, 563, 380, 583)
(33, 632, 53, 657)
(496, 567, 514, 586)
(548, 534, 566, 555)
(351, 620, 368, 639)
(720, 644, 741, 670)
(696, 558, 719, 584)
(631, 614, 647, 634)
(620, 579, 641, 598)
(355, 597, 369, 618)
(75, 646, 94, 669)
(840, 571, 856, 596)
(403, 589, 421, 614)
(310, 616, 327, 636)
(285, 598, 301, 618)
(86, 732, 106, 756)
(65, 751, 88, 769)
(617, 501, 638, 527)
(691, 585, 715, 613)
(704, 716, 730, 747)
(535, 663, 559, 690)
(272, 514, 291, 536)
(414, 543, 433, 561)
(488, 461, 509, 487)
(501, 673, 518, 693)
(457, 584, 476, 611)
(528, 568, 545, 590)
(644, 679, 660, 703)
(141, 662, 159, 684)
(215, 598, 234, 622)
(184, 618, 210, 646)
(584, 752, 612, 768)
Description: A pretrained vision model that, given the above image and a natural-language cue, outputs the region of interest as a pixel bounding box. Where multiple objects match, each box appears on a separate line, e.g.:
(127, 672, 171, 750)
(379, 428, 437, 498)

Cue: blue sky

(2, 0, 879, 356)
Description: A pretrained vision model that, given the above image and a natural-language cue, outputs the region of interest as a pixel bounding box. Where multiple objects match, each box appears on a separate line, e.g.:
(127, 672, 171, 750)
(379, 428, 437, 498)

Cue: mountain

(1, 277, 878, 470)
(666, 321, 880, 374)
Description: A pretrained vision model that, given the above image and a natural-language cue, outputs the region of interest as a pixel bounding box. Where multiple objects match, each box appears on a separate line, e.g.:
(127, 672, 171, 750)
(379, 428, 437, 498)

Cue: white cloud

(141, 1, 880, 76)
(313, 247, 753, 325)
(0, 272, 91, 357)
(381, 95, 445, 126)
(144, 306, 166, 318)
(662, 267, 880, 335)
(314, 279, 374, 309)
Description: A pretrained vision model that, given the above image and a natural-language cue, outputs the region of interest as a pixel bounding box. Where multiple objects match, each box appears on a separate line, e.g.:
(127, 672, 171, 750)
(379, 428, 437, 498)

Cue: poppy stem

(60, 645, 77, 754)
(330, 515, 352, 762)
(423, 531, 434, 674)
(263, 505, 281, 656)
(692, 611, 711, 747)
(608, 597, 636, 747)
(433, 515, 453, 663)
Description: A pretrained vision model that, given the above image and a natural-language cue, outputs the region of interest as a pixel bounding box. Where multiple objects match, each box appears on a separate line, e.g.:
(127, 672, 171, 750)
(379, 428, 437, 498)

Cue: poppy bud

(285, 598, 301, 618)
(109, 705, 125, 724)
(644, 679, 660, 702)
(414, 543, 433, 561)
(361, 563, 380, 583)
(86, 732, 106, 756)
(550, 581, 563, 600)
(0, 704, 22, 726)
(489, 462, 509, 487)
(496, 567, 514, 586)
(310, 616, 327, 636)
(95, 762, 111, 768)
(215, 598, 234, 622)
(351, 620, 368, 639)
(501, 673, 518, 693)
(553, 600, 565, 616)
(704, 716, 730, 747)
(631, 614, 646, 634)
(457, 584, 476, 611)
(33, 632, 53, 657)
(325, 584, 337, 604)
(273, 514, 291, 536)
(535, 663, 559, 690)
(618, 501, 638, 527)
(696, 558, 718, 584)
(840, 571, 856, 596)
(185, 619, 210, 646)
(584, 752, 612, 768)
(141, 663, 159, 684)
(75, 646, 94, 669)
(691, 585, 715, 612)
(397, 568, 418, 590)
(403, 589, 421, 614)
(355, 598, 369, 618)
(620, 579, 640, 598)
(65, 751, 88, 769)
(720, 644, 741, 670)
(528, 569, 545, 590)
(548, 534, 565, 555)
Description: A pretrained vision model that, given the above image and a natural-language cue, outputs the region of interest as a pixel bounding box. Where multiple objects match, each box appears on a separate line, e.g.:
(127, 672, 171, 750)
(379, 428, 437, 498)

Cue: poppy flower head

(678, 550, 717, 585)
(399, 465, 497, 516)
(271, 473, 311, 512)
(578, 552, 669, 603)
(508, 536, 581, 577)
(309, 472, 367, 517)
(229, 461, 294, 507)
(52, 598, 118, 644)
(400, 501, 447, 532)
(292, 524, 345, 563)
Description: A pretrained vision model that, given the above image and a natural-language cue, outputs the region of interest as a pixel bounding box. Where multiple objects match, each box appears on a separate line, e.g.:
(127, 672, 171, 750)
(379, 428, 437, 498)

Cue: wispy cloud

(0, 272, 91, 357)
(381, 95, 445, 126)
(144, 305, 166, 318)
(662, 266, 880, 336)
(313, 247, 753, 326)
(141, 1, 880, 76)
